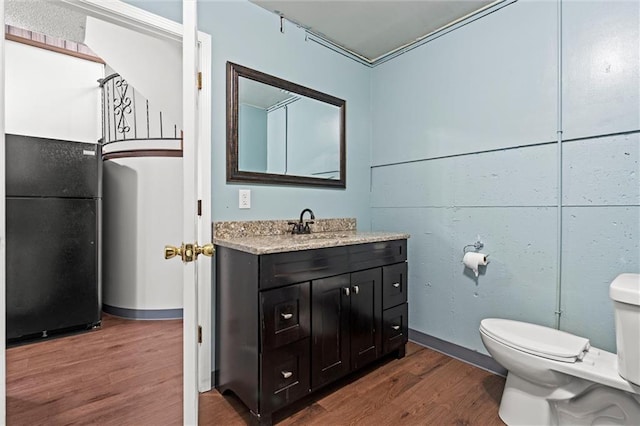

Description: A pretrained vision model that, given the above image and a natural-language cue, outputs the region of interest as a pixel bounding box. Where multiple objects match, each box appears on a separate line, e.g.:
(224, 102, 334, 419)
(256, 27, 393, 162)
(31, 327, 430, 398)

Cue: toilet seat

(480, 318, 591, 363)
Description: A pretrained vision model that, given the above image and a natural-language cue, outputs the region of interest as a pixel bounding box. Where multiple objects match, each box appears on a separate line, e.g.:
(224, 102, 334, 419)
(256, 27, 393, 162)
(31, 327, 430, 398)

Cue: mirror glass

(227, 62, 346, 188)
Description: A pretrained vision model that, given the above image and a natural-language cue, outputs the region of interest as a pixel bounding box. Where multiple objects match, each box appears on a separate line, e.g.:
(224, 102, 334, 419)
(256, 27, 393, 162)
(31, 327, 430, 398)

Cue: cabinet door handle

(391, 325, 400, 331)
(352, 285, 359, 295)
(281, 313, 293, 320)
(281, 370, 293, 379)
(343, 287, 350, 296)
(393, 282, 400, 288)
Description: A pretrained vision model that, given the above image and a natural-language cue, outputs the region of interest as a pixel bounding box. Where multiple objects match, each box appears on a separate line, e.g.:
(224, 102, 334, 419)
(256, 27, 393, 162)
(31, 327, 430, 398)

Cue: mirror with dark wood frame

(226, 62, 346, 188)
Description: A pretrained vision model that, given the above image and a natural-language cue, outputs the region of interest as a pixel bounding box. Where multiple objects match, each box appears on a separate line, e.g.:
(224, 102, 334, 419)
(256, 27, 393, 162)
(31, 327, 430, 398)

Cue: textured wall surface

(371, 0, 558, 165)
(558, 0, 640, 350)
(371, 0, 639, 353)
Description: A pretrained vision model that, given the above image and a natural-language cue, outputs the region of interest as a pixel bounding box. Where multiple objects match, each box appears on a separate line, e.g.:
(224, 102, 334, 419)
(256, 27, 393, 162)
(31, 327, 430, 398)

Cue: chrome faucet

(289, 208, 315, 234)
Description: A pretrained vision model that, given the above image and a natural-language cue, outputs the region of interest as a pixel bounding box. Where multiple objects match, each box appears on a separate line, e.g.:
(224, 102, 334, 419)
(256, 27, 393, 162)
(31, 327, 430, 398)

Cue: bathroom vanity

(214, 219, 409, 424)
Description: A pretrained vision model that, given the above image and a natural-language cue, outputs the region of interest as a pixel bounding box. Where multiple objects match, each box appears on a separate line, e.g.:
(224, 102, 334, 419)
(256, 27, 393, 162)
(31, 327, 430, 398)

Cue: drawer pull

(281, 313, 293, 320)
(352, 285, 359, 295)
(391, 325, 400, 331)
(393, 282, 400, 288)
(281, 370, 293, 379)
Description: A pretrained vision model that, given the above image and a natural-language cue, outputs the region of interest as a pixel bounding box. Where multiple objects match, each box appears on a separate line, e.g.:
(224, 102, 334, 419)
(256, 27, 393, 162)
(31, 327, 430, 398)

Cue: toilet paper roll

(463, 252, 489, 278)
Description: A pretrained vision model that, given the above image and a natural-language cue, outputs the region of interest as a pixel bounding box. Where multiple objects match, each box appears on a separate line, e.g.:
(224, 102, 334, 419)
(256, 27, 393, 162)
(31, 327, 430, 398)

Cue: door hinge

(197, 71, 202, 90)
(197, 199, 202, 216)
(198, 325, 203, 344)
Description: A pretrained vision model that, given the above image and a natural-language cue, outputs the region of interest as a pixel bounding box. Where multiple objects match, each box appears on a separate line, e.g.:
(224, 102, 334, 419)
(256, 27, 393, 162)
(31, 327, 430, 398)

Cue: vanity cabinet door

(382, 262, 407, 310)
(382, 303, 408, 355)
(349, 268, 382, 370)
(311, 273, 351, 389)
(261, 338, 310, 414)
(261, 282, 310, 349)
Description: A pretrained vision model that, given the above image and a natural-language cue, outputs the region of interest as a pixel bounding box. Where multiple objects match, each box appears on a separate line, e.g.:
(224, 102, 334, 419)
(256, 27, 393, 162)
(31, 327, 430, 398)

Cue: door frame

(1, 0, 213, 422)
(0, 0, 7, 421)
(195, 15, 213, 394)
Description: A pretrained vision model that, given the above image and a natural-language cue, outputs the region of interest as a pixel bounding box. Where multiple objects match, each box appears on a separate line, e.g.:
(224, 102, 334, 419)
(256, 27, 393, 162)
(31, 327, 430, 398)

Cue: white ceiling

(6, 0, 499, 65)
(5, 0, 87, 43)
(251, 0, 498, 62)
(239, 77, 296, 109)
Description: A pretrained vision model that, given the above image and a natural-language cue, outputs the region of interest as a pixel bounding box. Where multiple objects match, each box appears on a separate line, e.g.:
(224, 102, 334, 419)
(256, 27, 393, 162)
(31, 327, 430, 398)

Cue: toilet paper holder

(463, 239, 484, 254)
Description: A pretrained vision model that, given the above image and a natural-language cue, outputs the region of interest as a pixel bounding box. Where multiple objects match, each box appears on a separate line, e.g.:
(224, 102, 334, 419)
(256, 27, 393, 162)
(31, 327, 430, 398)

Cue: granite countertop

(212, 219, 409, 255)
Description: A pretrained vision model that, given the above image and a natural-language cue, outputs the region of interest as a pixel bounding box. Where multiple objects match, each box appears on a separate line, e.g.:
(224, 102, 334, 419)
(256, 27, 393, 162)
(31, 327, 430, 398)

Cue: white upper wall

(84, 16, 182, 129)
(5, 40, 103, 143)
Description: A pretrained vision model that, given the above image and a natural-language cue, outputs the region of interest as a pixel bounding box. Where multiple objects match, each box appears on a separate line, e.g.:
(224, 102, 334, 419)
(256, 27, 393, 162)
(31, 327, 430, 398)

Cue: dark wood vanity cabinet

(311, 268, 383, 388)
(382, 262, 409, 354)
(215, 239, 408, 424)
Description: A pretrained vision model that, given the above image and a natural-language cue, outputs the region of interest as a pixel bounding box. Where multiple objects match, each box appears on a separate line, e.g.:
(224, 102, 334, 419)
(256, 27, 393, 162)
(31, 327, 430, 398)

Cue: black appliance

(6, 134, 101, 342)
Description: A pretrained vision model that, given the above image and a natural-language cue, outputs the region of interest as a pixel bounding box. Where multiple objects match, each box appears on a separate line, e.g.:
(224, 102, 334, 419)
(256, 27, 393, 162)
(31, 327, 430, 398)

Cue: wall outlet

(239, 189, 251, 209)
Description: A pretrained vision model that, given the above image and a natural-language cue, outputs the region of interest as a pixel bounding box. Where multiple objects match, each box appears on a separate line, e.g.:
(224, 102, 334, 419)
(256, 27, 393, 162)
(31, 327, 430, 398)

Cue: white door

(181, 1, 200, 424)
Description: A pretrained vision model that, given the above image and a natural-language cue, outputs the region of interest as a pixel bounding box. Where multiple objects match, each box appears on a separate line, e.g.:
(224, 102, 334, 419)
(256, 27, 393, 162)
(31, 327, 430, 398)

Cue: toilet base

(499, 373, 555, 425)
(499, 372, 640, 425)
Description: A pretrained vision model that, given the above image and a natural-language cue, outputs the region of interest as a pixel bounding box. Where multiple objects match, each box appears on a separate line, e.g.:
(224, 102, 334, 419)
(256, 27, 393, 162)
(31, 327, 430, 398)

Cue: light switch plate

(239, 189, 251, 209)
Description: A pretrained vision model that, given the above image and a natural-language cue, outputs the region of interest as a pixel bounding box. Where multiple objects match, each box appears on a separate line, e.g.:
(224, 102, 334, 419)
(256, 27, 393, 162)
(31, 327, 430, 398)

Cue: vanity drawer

(382, 262, 407, 309)
(261, 282, 310, 349)
(261, 338, 310, 413)
(382, 303, 408, 354)
(260, 240, 407, 289)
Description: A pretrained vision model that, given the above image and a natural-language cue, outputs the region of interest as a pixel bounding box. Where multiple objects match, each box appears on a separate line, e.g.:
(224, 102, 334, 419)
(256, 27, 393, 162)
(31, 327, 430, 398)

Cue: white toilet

(480, 273, 640, 425)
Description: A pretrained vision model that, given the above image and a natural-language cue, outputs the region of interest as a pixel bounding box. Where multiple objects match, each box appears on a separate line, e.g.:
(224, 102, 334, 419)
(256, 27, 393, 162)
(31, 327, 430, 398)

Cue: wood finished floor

(7, 314, 506, 425)
(202, 343, 506, 425)
(7, 314, 183, 425)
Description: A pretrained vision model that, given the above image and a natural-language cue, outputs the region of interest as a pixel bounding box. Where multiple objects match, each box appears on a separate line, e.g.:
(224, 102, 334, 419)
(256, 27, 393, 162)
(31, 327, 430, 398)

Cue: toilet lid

(480, 318, 590, 363)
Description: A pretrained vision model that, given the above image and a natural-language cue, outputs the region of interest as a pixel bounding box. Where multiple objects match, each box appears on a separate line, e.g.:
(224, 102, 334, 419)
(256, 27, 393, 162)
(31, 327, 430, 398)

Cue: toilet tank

(610, 273, 640, 386)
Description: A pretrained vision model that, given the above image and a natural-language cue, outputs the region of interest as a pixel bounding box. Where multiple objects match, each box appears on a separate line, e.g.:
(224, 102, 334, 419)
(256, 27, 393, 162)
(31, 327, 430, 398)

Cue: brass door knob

(196, 243, 215, 257)
(165, 245, 183, 260)
(165, 243, 213, 262)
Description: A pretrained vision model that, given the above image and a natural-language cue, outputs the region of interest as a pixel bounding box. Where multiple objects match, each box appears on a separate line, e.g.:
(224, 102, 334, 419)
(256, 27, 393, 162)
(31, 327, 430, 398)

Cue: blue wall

(370, 0, 639, 353)
(127, 0, 639, 358)
(127, 0, 373, 226)
(202, 1, 372, 224)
